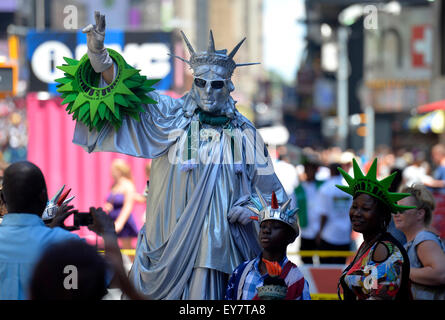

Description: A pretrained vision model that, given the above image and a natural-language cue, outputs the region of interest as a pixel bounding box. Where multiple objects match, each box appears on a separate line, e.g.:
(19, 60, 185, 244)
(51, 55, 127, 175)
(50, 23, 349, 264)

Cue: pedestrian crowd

(0, 145, 445, 300)
(272, 143, 445, 300)
(0, 6, 441, 302)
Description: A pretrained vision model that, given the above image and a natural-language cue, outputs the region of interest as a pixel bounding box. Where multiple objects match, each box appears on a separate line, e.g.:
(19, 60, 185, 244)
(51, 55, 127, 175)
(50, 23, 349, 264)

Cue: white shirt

(318, 175, 352, 245)
(402, 164, 430, 187)
(0, 213, 79, 299)
(273, 160, 299, 197)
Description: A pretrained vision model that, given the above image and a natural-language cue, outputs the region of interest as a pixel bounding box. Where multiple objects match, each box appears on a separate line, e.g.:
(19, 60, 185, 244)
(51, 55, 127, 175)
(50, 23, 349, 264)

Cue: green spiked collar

(336, 158, 416, 213)
(56, 48, 159, 131)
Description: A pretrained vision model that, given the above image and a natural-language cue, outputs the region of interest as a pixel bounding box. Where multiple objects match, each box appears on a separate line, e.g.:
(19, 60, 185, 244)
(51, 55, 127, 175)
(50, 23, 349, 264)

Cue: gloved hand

(82, 11, 106, 53)
(82, 11, 113, 73)
(228, 206, 255, 225)
(87, 207, 116, 237)
(47, 203, 79, 232)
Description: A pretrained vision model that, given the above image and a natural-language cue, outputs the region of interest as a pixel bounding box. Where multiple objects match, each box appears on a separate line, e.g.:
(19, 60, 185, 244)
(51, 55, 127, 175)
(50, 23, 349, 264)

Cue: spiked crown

(170, 30, 259, 77)
(336, 158, 415, 213)
(248, 187, 299, 234)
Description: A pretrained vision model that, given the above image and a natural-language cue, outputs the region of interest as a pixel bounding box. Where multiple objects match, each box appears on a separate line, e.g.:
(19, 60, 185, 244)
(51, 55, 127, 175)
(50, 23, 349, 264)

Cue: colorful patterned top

(339, 232, 411, 300)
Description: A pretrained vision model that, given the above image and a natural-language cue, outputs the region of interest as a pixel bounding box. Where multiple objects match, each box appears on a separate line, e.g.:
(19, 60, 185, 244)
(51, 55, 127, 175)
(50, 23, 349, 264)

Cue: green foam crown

(56, 48, 159, 131)
(336, 158, 415, 213)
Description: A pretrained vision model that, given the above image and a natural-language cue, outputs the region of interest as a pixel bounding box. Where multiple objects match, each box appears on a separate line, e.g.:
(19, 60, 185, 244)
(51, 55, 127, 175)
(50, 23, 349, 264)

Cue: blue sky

(263, 0, 306, 83)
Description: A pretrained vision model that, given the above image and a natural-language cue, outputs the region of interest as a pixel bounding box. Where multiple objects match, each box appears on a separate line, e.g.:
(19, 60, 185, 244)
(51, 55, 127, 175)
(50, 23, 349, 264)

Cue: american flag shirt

(225, 255, 311, 300)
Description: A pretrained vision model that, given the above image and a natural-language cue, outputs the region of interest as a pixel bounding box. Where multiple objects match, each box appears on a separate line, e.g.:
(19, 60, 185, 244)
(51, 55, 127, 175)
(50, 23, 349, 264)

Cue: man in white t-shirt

(315, 161, 352, 264)
(402, 151, 430, 188)
(273, 156, 299, 197)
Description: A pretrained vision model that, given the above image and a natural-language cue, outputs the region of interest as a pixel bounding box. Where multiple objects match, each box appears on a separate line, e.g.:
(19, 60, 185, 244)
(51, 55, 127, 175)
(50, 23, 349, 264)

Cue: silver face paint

(169, 30, 259, 117)
(192, 65, 232, 114)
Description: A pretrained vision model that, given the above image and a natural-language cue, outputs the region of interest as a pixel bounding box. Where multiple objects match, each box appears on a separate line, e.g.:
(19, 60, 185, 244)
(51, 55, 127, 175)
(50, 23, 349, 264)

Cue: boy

(225, 188, 311, 300)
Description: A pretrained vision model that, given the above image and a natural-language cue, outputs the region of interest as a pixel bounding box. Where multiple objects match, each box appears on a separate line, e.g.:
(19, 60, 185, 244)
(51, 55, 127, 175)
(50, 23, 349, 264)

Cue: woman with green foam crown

(337, 158, 413, 300)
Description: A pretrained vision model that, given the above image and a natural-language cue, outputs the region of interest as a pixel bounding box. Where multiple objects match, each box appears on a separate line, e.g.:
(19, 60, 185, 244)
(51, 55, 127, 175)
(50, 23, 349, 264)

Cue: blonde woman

(394, 184, 445, 299)
(104, 159, 139, 249)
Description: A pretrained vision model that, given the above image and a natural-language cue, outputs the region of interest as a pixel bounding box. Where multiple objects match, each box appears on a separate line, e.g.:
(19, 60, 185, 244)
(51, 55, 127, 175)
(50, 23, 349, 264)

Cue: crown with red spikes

(336, 158, 415, 213)
(170, 30, 260, 77)
(248, 187, 299, 234)
(42, 185, 75, 221)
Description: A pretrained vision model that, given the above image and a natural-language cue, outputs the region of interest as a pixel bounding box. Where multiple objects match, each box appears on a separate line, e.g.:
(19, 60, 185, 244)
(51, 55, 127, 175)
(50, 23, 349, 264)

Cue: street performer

(57, 11, 289, 299)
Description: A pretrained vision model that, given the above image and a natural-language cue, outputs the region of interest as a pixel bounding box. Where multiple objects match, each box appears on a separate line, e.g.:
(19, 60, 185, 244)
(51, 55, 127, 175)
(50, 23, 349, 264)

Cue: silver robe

(73, 90, 288, 299)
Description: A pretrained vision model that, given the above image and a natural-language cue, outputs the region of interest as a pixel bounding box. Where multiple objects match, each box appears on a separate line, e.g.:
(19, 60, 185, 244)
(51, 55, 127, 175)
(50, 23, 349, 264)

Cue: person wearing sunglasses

(394, 184, 445, 300)
(192, 72, 232, 115)
(66, 11, 289, 300)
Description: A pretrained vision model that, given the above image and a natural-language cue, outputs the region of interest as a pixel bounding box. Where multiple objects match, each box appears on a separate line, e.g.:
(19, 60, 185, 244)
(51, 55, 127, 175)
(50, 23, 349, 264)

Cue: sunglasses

(391, 207, 418, 215)
(194, 78, 225, 89)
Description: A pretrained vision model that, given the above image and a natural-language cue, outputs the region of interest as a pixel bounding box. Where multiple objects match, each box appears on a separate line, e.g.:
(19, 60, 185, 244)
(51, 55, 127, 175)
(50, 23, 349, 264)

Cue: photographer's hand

(87, 207, 145, 300)
(47, 203, 79, 231)
(87, 206, 116, 237)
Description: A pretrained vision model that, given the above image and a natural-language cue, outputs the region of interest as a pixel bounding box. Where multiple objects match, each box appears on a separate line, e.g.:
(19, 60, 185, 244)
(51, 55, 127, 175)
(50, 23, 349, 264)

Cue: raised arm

(62, 11, 191, 159)
(81, 11, 114, 84)
(87, 207, 145, 300)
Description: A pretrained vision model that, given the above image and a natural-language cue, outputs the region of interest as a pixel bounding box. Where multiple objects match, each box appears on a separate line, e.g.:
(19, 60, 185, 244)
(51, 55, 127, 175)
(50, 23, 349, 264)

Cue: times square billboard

(26, 30, 175, 94)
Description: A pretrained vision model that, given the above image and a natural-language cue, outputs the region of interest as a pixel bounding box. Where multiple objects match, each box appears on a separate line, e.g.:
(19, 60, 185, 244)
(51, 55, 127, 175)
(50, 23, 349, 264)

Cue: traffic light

(356, 125, 367, 137)
(0, 34, 19, 98)
(0, 61, 18, 98)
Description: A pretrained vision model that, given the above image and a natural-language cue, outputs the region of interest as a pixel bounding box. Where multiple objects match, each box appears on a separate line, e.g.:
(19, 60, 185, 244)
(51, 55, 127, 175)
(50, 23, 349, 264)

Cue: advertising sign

(411, 24, 432, 68)
(363, 6, 433, 113)
(364, 6, 432, 81)
(26, 30, 174, 94)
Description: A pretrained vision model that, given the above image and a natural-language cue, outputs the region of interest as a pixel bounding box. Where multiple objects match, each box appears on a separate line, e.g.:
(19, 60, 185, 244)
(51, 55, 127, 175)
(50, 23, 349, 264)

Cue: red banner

(432, 193, 445, 239)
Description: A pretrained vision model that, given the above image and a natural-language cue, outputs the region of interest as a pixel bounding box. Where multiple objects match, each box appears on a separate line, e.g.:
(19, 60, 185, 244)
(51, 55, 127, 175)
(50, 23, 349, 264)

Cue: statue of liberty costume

(57, 11, 289, 299)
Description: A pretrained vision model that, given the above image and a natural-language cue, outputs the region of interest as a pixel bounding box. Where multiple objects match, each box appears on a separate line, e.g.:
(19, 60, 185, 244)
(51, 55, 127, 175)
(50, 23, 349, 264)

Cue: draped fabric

(73, 90, 288, 299)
